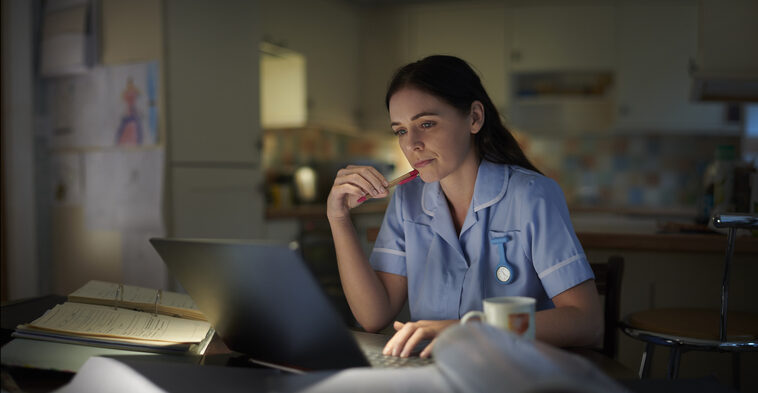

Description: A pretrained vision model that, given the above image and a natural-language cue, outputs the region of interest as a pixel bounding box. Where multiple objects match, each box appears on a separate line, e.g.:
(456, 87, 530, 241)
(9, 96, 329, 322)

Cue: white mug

(461, 296, 536, 340)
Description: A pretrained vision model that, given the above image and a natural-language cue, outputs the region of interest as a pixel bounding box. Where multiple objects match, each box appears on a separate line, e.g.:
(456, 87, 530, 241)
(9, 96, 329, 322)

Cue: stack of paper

(13, 280, 214, 356)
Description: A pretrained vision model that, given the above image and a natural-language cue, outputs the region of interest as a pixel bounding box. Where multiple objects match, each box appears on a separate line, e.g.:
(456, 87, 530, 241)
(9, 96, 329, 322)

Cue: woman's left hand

(383, 320, 458, 358)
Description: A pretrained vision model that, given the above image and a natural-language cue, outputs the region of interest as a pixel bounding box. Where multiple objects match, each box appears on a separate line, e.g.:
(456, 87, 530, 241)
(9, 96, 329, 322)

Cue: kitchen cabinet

(356, 6, 409, 133)
(260, 43, 307, 129)
(359, 1, 741, 135)
(510, 5, 615, 72)
(360, 2, 513, 133)
(171, 167, 264, 239)
(100, 0, 162, 65)
(691, 0, 758, 102)
(508, 71, 615, 134)
(165, 0, 261, 164)
(505, 4, 616, 134)
(164, 0, 265, 239)
(260, 0, 362, 131)
(614, 3, 736, 133)
(696, 0, 758, 76)
(406, 2, 511, 113)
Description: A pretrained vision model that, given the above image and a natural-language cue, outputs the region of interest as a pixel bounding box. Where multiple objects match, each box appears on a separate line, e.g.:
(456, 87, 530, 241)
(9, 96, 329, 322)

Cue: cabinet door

(615, 4, 733, 132)
(407, 2, 510, 112)
(171, 167, 264, 239)
(359, 7, 411, 133)
(165, 0, 261, 164)
(510, 5, 615, 72)
(260, 0, 362, 131)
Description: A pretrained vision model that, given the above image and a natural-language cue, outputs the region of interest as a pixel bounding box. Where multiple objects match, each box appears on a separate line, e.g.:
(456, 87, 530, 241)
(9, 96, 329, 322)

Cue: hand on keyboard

(383, 320, 458, 358)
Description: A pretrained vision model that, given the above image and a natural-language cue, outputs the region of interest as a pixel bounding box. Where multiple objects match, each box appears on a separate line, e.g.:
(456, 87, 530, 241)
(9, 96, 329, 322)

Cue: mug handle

(460, 310, 486, 324)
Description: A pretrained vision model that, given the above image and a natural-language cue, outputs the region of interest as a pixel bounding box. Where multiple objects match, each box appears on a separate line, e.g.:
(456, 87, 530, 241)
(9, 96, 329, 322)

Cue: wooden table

(0, 295, 639, 392)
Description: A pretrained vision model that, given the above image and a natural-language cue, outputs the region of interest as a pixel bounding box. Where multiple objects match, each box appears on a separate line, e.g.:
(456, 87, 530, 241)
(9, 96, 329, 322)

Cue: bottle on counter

(700, 145, 735, 221)
(712, 144, 737, 214)
(701, 144, 737, 232)
(733, 161, 756, 213)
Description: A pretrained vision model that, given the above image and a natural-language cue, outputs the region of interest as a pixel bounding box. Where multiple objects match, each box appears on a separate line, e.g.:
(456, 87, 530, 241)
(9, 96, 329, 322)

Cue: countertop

(570, 212, 758, 254)
(268, 203, 758, 254)
(575, 232, 758, 254)
(266, 202, 388, 219)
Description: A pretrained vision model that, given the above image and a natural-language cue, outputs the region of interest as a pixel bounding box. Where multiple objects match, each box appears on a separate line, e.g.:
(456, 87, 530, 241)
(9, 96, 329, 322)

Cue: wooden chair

(621, 213, 758, 388)
(590, 255, 625, 359)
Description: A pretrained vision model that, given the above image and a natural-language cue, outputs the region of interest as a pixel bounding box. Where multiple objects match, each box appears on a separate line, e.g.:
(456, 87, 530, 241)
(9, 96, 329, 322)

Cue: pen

(357, 169, 419, 203)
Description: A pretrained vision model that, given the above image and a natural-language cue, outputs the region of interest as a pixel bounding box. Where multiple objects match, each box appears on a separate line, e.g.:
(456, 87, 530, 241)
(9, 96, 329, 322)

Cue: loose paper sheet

(27, 303, 210, 343)
(83, 149, 164, 231)
(47, 61, 159, 148)
(51, 152, 84, 206)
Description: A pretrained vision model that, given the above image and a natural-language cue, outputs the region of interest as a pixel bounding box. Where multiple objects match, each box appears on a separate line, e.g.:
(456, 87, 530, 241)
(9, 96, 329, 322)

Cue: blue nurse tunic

(369, 160, 594, 321)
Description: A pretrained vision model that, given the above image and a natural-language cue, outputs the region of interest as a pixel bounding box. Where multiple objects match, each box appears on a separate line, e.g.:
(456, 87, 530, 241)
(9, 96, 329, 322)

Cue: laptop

(149, 237, 432, 371)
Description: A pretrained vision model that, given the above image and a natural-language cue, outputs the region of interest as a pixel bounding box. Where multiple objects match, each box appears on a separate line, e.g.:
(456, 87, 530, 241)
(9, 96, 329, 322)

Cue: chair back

(591, 256, 625, 359)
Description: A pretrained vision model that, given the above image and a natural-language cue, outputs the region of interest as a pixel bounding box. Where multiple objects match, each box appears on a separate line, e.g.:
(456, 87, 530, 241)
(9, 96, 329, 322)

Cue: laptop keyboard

(363, 350, 434, 368)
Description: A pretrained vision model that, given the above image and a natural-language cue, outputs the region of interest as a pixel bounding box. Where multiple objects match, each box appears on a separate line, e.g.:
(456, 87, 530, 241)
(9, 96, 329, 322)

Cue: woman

(326, 55, 602, 359)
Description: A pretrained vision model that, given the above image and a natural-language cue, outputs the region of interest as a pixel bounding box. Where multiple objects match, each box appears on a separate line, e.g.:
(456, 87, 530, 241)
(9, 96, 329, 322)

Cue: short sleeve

(368, 190, 407, 276)
(520, 177, 594, 298)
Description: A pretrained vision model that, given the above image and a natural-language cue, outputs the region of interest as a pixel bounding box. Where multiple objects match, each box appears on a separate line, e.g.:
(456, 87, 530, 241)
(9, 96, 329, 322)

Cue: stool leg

(667, 346, 681, 379)
(720, 227, 736, 341)
(732, 352, 740, 390)
(639, 342, 655, 379)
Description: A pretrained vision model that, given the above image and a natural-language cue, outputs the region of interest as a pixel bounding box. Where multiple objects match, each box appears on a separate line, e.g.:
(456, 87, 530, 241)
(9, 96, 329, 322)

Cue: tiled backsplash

(264, 127, 746, 211)
(522, 133, 742, 209)
(262, 128, 401, 206)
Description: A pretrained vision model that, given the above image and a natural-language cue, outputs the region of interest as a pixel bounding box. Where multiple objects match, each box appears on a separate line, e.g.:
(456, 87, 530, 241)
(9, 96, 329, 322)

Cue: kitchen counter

(270, 203, 758, 255)
(265, 201, 388, 220)
(570, 212, 758, 254)
(354, 210, 758, 255)
(576, 232, 758, 254)
(362, 227, 758, 255)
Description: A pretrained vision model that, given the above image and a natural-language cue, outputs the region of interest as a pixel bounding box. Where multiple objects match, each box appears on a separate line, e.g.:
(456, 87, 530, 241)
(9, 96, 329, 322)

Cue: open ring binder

(69, 280, 206, 321)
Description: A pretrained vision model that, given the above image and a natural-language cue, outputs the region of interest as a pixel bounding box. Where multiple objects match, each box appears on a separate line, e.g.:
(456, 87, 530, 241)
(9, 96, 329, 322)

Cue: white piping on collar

(473, 164, 508, 212)
(421, 183, 436, 217)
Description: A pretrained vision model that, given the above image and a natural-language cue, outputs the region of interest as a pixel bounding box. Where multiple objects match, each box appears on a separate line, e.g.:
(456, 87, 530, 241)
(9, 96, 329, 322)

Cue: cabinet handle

(688, 57, 698, 76)
(618, 105, 630, 117)
(510, 50, 522, 62)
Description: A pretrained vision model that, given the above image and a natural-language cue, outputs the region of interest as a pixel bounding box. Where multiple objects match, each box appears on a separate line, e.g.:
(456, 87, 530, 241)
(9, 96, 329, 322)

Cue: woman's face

(388, 87, 481, 183)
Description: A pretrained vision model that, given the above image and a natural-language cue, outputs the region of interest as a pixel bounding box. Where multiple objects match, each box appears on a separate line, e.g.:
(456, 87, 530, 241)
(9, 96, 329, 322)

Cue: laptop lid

(149, 237, 369, 370)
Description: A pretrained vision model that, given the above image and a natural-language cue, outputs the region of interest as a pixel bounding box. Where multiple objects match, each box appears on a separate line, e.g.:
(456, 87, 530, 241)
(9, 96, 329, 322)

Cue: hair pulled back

(385, 55, 540, 174)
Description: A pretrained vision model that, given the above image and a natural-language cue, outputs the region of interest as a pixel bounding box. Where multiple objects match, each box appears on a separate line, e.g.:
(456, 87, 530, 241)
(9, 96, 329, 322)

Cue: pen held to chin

(357, 169, 419, 203)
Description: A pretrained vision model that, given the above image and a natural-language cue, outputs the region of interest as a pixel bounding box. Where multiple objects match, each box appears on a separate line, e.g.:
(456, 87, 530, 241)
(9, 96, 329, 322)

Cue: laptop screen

(150, 238, 369, 370)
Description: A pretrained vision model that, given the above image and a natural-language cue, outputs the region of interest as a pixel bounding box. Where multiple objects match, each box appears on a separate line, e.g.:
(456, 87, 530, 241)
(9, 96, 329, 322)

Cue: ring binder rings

(113, 283, 124, 310)
(154, 289, 162, 316)
(66, 280, 207, 321)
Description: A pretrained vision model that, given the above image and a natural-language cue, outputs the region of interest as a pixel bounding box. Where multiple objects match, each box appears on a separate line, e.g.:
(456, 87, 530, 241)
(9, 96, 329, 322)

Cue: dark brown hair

(385, 55, 541, 174)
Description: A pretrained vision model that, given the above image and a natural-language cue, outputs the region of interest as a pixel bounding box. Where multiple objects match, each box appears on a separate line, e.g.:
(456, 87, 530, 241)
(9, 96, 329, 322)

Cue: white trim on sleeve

(373, 248, 406, 257)
(537, 254, 585, 279)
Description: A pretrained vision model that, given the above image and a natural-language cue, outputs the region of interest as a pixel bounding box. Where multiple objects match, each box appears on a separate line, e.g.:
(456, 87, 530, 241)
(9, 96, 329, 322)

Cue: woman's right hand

(327, 165, 389, 221)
